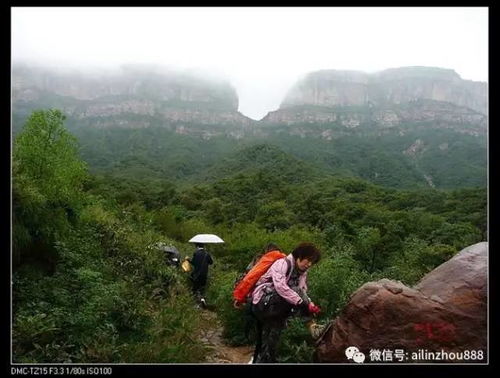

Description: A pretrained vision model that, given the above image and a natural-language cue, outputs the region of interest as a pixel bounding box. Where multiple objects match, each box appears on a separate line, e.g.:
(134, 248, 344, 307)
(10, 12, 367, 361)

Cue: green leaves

(256, 200, 295, 231)
(13, 109, 89, 265)
(14, 109, 87, 203)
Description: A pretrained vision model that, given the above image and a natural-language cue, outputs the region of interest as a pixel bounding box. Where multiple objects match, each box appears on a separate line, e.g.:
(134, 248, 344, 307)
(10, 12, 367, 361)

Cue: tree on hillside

(13, 109, 88, 267)
(354, 226, 383, 272)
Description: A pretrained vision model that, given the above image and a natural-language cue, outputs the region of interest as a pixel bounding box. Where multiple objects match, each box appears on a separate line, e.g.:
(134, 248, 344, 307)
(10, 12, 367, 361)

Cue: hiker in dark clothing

(189, 243, 213, 305)
(250, 242, 321, 363)
(240, 243, 283, 340)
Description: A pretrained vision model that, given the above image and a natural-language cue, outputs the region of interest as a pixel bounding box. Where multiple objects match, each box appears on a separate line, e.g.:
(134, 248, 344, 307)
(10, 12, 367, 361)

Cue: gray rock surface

(281, 67, 487, 115)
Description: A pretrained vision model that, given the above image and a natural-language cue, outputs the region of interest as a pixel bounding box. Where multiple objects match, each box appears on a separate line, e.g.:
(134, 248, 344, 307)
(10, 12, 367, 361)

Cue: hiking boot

(200, 298, 207, 308)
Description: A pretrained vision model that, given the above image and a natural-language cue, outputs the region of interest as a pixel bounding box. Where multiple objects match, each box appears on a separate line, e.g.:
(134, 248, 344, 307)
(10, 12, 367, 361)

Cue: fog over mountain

(12, 61, 487, 189)
(12, 62, 487, 129)
(12, 7, 488, 120)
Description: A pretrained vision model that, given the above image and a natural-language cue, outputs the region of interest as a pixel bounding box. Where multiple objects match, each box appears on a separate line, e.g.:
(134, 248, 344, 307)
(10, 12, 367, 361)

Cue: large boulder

(315, 242, 487, 363)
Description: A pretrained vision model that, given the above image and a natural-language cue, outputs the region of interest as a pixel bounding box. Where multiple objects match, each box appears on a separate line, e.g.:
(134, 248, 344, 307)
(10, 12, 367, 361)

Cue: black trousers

(251, 293, 294, 363)
(191, 274, 207, 296)
(252, 316, 286, 363)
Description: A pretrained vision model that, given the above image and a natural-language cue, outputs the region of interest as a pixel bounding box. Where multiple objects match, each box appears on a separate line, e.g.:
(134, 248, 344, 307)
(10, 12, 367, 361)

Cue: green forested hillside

(12, 109, 487, 363)
(55, 125, 487, 190)
(12, 100, 487, 191)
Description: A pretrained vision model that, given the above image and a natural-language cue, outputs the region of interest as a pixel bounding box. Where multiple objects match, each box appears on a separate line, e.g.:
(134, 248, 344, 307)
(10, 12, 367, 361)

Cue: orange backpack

(233, 250, 288, 305)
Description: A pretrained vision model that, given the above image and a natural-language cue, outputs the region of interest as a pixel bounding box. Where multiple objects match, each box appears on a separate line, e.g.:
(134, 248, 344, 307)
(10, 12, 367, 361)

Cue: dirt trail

(197, 309, 254, 364)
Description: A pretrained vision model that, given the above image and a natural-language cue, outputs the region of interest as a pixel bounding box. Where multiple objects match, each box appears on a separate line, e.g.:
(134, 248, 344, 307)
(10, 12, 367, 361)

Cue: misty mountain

(12, 63, 254, 136)
(11, 64, 487, 190)
(262, 67, 486, 137)
(280, 67, 486, 114)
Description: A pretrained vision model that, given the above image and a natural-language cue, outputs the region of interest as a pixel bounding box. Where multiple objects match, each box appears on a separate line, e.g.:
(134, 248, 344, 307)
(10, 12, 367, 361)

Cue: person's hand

(308, 302, 321, 315)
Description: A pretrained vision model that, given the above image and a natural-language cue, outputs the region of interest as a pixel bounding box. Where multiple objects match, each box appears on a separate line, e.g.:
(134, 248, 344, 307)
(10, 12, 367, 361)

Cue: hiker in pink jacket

(250, 242, 321, 363)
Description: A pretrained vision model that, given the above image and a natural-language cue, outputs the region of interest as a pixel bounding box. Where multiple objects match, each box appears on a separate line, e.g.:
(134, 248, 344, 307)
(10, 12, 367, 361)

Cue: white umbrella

(188, 234, 225, 244)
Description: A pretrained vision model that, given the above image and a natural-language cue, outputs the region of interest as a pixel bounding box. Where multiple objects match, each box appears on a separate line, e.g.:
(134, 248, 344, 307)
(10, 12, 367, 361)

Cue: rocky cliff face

(282, 70, 370, 108)
(12, 64, 253, 135)
(262, 100, 486, 137)
(373, 67, 487, 115)
(12, 65, 487, 139)
(281, 67, 486, 114)
(315, 242, 487, 363)
(266, 67, 487, 131)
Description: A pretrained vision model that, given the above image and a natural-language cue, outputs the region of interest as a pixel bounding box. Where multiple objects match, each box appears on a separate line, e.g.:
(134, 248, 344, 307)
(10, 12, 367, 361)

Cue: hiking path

(197, 308, 254, 364)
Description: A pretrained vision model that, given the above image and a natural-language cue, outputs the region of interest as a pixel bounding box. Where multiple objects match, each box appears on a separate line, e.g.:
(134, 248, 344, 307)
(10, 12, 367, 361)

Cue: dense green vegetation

(12, 96, 487, 191)
(12, 109, 487, 363)
(71, 126, 486, 189)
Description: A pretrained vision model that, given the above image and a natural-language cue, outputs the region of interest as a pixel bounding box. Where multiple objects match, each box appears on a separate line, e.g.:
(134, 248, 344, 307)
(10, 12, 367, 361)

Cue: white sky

(12, 7, 488, 120)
